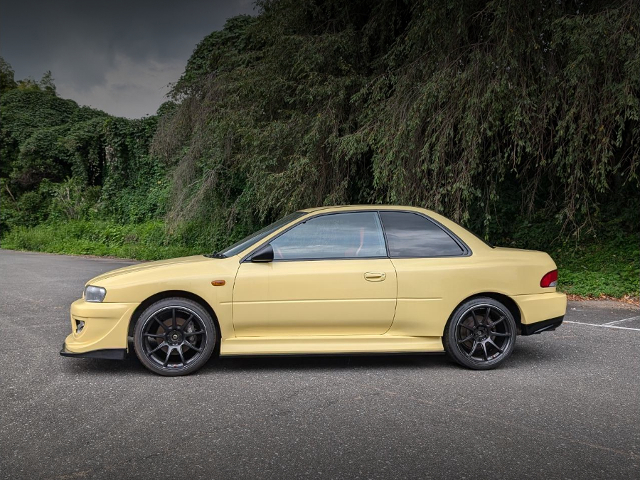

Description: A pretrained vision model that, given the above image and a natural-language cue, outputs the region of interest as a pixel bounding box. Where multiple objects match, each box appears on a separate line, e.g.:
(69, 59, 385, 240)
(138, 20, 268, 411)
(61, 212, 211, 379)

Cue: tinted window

(379, 212, 464, 257)
(271, 212, 386, 260)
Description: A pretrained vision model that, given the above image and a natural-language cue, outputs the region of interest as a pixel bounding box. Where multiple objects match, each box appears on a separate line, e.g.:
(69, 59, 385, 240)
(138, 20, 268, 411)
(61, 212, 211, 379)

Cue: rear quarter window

(379, 211, 465, 258)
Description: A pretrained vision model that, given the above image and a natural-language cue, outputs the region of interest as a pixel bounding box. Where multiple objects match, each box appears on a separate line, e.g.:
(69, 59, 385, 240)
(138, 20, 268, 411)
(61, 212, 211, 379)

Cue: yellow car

(61, 205, 566, 376)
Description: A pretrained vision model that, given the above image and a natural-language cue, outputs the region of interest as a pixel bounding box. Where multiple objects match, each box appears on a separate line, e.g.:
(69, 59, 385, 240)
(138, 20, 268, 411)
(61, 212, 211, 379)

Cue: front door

(233, 211, 397, 336)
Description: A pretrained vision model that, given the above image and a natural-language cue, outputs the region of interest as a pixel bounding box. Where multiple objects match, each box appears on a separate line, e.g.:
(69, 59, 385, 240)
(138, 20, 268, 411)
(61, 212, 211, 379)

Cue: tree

(39, 71, 56, 95)
(0, 56, 17, 94)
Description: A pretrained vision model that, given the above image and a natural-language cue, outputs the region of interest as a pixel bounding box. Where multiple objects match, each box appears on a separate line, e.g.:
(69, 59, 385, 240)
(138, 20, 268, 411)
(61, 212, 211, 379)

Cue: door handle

(364, 272, 386, 282)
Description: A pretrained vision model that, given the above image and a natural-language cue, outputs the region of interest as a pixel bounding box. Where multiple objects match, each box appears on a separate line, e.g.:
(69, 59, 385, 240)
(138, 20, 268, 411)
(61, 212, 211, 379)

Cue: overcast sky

(0, 0, 255, 118)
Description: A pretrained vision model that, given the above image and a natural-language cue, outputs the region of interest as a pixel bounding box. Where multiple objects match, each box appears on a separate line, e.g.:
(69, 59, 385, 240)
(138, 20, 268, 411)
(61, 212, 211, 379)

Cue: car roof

(298, 205, 429, 214)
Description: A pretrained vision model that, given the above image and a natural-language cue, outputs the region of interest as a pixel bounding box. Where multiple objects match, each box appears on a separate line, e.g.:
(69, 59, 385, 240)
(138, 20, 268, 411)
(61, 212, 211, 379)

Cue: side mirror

(251, 244, 274, 263)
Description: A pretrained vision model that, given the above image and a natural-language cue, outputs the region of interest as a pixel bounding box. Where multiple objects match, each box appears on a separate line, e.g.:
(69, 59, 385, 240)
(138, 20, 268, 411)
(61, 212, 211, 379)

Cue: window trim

(241, 209, 472, 263)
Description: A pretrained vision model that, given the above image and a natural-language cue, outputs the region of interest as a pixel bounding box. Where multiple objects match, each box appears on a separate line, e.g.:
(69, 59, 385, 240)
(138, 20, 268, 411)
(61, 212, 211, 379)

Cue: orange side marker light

(211, 280, 226, 286)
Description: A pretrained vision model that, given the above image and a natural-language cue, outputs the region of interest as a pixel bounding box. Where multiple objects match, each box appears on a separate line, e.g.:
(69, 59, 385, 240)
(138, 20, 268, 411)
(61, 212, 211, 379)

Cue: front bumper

(61, 299, 138, 357)
(60, 344, 127, 359)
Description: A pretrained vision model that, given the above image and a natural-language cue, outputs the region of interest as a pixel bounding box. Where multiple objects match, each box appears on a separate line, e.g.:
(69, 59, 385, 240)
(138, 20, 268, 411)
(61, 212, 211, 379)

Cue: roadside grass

(551, 234, 639, 298)
(1, 220, 638, 298)
(0, 220, 200, 261)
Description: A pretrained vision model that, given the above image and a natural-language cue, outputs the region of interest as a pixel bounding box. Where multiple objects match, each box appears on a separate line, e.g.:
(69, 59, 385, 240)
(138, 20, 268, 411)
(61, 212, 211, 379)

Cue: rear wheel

(443, 297, 516, 370)
(134, 298, 217, 376)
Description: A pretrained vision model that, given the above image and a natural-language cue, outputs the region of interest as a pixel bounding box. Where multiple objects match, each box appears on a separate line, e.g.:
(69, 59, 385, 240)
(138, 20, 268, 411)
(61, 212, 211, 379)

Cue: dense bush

(0, 82, 164, 233)
(155, 0, 639, 249)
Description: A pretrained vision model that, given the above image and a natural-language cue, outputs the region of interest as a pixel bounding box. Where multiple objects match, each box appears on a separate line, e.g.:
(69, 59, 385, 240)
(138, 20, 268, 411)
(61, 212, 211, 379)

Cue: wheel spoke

(487, 339, 503, 353)
(148, 342, 167, 355)
(163, 346, 173, 366)
(184, 340, 202, 353)
(172, 308, 177, 329)
(460, 323, 474, 333)
(152, 316, 165, 330)
(489, 316, 505, 328)
(178, 346, 186, 366)
(485, 307, 491, 325)
(458, 333, 473, 344)
(471, 309, 480, 326)
(467, 340, 478, 357)
(144, 333, 165, 338)
(490, 331, 510, 337)
(481, 342, 489, 361)
(180, 314, 194, 331)
(186, 330, 204, 336)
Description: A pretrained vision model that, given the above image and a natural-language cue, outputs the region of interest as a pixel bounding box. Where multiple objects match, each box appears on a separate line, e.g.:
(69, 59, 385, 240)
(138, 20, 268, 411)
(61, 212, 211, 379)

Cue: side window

(271, 212, 386, 260)
(379, 212, 464, 257)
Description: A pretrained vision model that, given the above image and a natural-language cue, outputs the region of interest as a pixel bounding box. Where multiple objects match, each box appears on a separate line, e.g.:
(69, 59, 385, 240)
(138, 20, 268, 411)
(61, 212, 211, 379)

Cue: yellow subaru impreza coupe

(61, 205, 566, 376)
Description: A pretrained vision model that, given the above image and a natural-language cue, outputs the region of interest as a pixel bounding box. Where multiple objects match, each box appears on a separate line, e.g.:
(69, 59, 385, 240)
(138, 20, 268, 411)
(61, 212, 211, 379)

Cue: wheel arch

(128, 290, 221, 339)
(448, 292, 522, 329)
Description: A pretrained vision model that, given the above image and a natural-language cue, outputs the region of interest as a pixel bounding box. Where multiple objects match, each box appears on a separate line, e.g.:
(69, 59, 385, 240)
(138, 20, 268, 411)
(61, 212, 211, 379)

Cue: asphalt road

(0, 249, 638, 480)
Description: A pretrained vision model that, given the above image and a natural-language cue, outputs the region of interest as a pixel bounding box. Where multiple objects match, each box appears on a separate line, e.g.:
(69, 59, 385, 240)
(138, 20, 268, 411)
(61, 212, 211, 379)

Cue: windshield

(212, 212, 306, 258)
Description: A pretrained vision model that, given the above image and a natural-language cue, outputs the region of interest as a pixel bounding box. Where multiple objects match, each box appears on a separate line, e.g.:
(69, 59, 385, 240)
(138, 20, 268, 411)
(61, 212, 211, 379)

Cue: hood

(87, 255, 211, 285)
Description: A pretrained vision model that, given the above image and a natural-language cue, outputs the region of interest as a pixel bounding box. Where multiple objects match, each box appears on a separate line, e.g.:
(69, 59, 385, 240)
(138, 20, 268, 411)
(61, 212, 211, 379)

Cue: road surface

(0, 249, 638, 479)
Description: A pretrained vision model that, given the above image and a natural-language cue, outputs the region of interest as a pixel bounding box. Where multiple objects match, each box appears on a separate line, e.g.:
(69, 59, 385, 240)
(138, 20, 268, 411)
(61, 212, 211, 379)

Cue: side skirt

(219, 335, 443, 356)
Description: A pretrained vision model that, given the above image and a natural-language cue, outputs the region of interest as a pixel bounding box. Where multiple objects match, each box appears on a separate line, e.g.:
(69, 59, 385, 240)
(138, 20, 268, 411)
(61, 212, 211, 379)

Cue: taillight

(540, 270, 558, 288)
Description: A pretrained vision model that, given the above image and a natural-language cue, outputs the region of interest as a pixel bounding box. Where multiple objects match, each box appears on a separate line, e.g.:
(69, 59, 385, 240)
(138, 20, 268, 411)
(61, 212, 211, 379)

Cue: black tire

(134, 297, 217, 376)
(443, 297, 517, 370)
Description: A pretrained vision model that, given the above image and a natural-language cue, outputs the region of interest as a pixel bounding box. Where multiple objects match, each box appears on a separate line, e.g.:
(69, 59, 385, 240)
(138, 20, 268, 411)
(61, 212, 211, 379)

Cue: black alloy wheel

(134, 298, 217, 376)
(443, 297, 517, 370)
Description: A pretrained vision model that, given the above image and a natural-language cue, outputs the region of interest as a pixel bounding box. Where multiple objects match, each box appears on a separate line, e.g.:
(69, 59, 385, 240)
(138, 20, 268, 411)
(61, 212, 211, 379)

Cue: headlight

(84, 285, 107, 303)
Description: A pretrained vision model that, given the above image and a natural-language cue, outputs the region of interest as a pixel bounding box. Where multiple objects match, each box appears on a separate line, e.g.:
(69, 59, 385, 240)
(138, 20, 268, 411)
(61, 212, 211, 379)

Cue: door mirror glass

(251, 243, 274, 263)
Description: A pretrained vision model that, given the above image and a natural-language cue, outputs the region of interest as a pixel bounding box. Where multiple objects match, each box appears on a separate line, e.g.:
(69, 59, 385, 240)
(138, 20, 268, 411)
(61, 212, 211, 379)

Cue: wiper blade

(205, 252, 226, 258)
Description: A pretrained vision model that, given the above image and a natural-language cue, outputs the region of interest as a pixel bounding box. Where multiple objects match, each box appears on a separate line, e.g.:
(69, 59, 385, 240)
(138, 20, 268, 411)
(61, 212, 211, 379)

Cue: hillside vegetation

(1, 0, 638, 297)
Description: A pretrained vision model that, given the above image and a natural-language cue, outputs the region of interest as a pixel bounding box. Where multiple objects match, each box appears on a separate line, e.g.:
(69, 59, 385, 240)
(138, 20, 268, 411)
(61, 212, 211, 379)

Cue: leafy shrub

(48, 177, 101, 221)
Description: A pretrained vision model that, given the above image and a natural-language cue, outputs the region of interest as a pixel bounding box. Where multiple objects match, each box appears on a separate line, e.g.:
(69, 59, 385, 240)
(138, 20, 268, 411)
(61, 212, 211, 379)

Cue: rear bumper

(520, 316, 564, 335)
(512, 292, 567, 325)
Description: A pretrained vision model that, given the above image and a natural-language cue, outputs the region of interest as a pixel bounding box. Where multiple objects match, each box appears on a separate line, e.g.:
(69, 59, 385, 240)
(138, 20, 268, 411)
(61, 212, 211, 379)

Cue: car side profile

(61, 205, 567, 376)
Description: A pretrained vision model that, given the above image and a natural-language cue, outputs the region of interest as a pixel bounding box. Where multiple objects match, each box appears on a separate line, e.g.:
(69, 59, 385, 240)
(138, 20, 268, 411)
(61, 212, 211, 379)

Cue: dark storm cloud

(0, 0, 255, 117)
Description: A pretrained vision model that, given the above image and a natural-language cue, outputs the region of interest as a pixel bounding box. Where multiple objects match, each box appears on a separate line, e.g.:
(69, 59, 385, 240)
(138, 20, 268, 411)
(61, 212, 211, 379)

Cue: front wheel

(134, 298, 217, 376)
(443, 297, 517, 370)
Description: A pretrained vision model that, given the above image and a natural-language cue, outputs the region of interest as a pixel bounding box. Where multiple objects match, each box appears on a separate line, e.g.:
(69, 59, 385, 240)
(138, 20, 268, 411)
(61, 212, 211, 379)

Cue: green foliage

(99, 116, 167, 223)
(0, 61, 163, 232)
(0, 57, 17, 94)
(47, 177, 101, 221)
(155, 0, 639, 251)
(1, 220, 199, 261)
(553, 234, 640, 298)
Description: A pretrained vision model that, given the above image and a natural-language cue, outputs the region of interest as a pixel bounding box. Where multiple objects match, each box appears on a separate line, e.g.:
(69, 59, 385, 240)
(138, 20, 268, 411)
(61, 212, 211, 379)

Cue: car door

(232, 211, 397, 336)
(379, 211, 471, 337)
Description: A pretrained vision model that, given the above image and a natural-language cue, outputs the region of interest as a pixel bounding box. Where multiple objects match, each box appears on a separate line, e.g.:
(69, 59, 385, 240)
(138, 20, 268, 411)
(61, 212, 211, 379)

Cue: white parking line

(564, 320, 640, 331)
(604, 315, 640, 325)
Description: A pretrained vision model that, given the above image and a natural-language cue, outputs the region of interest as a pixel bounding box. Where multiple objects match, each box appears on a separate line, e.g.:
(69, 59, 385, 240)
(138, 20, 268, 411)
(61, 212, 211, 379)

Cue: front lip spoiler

(520, 316, 564, 336)
(60, 343, 127, 360)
